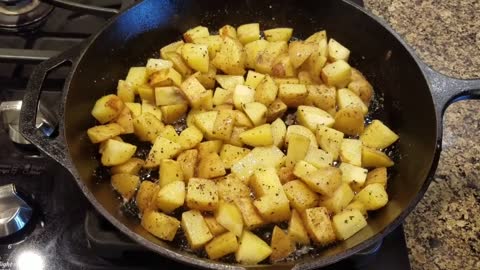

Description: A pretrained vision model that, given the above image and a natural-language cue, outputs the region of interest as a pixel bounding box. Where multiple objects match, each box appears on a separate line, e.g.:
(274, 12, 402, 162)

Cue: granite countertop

(364, 1, 480, 269)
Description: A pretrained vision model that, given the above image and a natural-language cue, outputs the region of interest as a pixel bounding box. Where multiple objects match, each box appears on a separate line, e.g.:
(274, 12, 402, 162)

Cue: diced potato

(239, 124, 273, 147)
(304, 45, 328, 80)
(144, 137, 182, 168)
(365, 167, 388, 188)
(194, 110, 218, 139)
(136, 181, 158, 213)
(114, 107, 134, 134)
(270, 226, 294, 262)
(298, 71, 314, 85)
(161, 104, 188, 124)
(355, 183, 388, 210)
(160, 40, 184, 59)
(362, 146, 394, 167)
(154, 86, 186, 106)
(212, 36, 246, 75)
(266, 99, 288, 122)
(197, 140, 223, 156)
(160, 127, 178, 144)
(292, 160, 318, 180)
(288, 41, 315, 68)
(340, 139, 362, 166)
(348, 68, 374, 105)
(183, 26, 209, 42)
(215, 75, 245, 90)
(193, 65, 216, 89)
(233, 85, 255, 110)
(301, 167, 342, 196)
(256, 41, 288, 74)
(212, 109, 236, 140)
(164, 51, 192, 77)
(328, 39, 350, 62)
(213, 87, 233, 106)
(296, 105, 335, 131)
(137, 85, 155, 103)
(186, 178, 219, 211)
(254, 193, 291, 223)
(206, 231, 239, 260)
(159, 159, 184, 188)
(193, 35, 222, 59)
(133, 112, 164, 143)
(181, 210, 213, 249)
(87, 123, 124, 144)
(304, 147, 333, 169)
(316, 126, 344, 160)
(111, 174, 140, 200)
(345, 200, 368, 218)
(288, 209, 310, 245)
(302, 207, 336, 246)
(197, 152, 226, 179)
(125, 67, 148, 88)
(278, 84, 307, 107)
(204, 216, 227, 236)
(273, 77, 300, 85)
(91, 94, 125, 124)
(149, 68, 182, 88)
(305, 85, 336, 115)
(264, 28, 293, 42)
(278, 166, 295, 184)
(219, 24, 237, 38)
(231, 146, 285, 182)
(337, 88, 368, 115)
(180, 76, 211, 109)
(321, 183, 355, 214)
(217, 174, 251, 202)
(237, 23, 260, 44)
(245, 70, 266, 89)
(178, 126, 203, 150)
(176, 149, 198, 180)
(272, 54, 296, 78)
(283, 180, 320, 212)
(255, 75, 278, 107)
(250, 167, 283, 197)
(244, 39, 268, 69)
(285, 133, 310, 167)
(235, 230, 272, 265)
(117, 80, 135, 103)
(332, 209, 367, 240)
(146, 58, 173, 75)
(229, 126, 247, 147)
(339, 163, 368, 187)
(220, 144, 250, 169)
(234, 110, 254, 128)
(243, 102, 267, 126)
(234, 197, 265, 229)
(271, 118, 287, 148)
(156, 180, 185, 213)
(215, 201, 244, 236)
(141, 102, 162, 121)
(101, 139, 137, 166)
(111, 158, 144, 175)
(286, 125, 318, 149)
(321, 60, 352, 88)
(141, 211, 180, 241)
(124, 102, 141, 118)
(334, 106, 364, 136)
(360, 120, 399, 149)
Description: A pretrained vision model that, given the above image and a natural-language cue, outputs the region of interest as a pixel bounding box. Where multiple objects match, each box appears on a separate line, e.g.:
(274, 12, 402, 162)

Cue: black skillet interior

(63, 0, 438, 268)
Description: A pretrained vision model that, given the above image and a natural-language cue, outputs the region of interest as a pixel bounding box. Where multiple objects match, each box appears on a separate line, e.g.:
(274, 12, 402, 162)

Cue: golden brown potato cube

(98, 136, 122, 154)
(133, 112, 164, 143)
(114, 107, 134, 134)
(362, 146, 394, 168)
(286, 125, 318, 149)
(125, 67, 148, 88)
(146, 58, 173, 76)
(212, 109, 236, 140)
(144, 136, 182, 168)
(305, 85, 336, 115)
(159, 125, 179, 143)
(234, 110, 254, 128)
(288, 209, 310, 245)
(305, 30, 327, 43)
(360, 120, 399, 149)
(340, 139, 362, 166)
(234, 197, 265, 230)
(250, 167, 284, 197)
(237, 23, 260, 45)
(219, 144, 250, 169)
(321, 183, 355, 214)
(141, 101, 162, 121)
(304, 147, 333, 169)
(235, 230, 272, 265)
(272, 54, 296, 78)
(301, 167, 342, 196)
(254, 194, 291, 223)
(345, 200, 368, 218)
(160, 40, 184, 59)
(101, 139, 137, 166)
(212, 36, 246, 75)
(316, 126, 344, 160)
(154, 86, 186, 106)
(110, 174, 140, 202)
(180, 76, 211, 109)
(197, 140, 223, 156)
(176, 149, 198, 180)
(178, 126, 203, 150)
(136, 181, 158, 213)
(181, 210, 213, 249)
(283, 180, 320, 212)
(155, 180, 185, 213)
(355, 183, 388, 210)
(186, 178, 219, 211)
(124, 102, 141, 118)
(192, 65, 217, 89)
(141, 210, 180, 241)
(183, 25, 209, 43)
(365, 167, 388, 188)
(302, 207, 336, 246)
(233, 84, 255, 110)
(111, 158, 144, 175)
(278, 84, 307, 107)
(270, 225, 294, 262)
(288, 41, 315, 68)
(296, 105, 335, 132)
(339, 162, 368, 188)
(137, 84, 155, 103)
(117, 80, 135, 103)
(159, 159, 184, 188)
(217, 174, 251, 202)
(255, 75, 278, 107)
(231, 145, 285, 182)
(278, 166, 296, 184)
(239, 124, 273, 147)
(229, 126, 246, 147)
(271, 118, 287, 148)
(285, 133, 310, 168)
(333, 106, 365, 136)
(332, 209, 367, 240)
(160, 104, 188, 124)
(292, 160, 318, 180)
(193, 110, 218, 139)
(328, 39, 350, 62)
(337, 88, 368, 114)
(298, 71, 314, 85)
(181, 43, 209, 73)
(321, 60, 352, 88)
(266, 99, 288, 122)
(348, 68, 373, 105)
(245, 70, 266, 89)
(215, 74, 244, 90)
(244, 39, 269, 69)
(148, 68, 182, 88)
(214, 200, 244, 236)
(204, 216, 227, 236)
(243, 102, 267, 126)
(256, 41, 288, 74)
(197, 152, 226, 179)
(91, 94, 125, 124)
(163, 51, 192, 77)
(304, 46, 328, 80)
(264, 27, 293, 42)
(205, 231, 239, 260)
(219, 24, 237, 38)
(87, 123, 124, 144)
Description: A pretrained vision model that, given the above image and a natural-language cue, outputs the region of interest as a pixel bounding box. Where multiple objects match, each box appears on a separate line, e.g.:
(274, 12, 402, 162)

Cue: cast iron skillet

(19, 0, 480, 269)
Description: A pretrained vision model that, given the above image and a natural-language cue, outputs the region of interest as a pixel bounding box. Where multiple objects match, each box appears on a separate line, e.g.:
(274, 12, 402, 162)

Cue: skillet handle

(420, 63, 480, 116)
(19, 45, 82, 167)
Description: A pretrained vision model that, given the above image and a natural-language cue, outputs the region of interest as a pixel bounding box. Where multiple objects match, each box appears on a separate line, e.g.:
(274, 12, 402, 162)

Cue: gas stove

(0, 0, 411, 269)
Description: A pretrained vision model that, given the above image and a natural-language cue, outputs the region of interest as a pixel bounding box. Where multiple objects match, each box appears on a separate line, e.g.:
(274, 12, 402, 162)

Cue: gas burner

(0, 0, 53, 32)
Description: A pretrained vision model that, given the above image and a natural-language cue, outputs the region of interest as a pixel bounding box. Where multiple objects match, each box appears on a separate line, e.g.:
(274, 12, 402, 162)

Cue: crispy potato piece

(124, 102, 141, 118)
(288, 209, 310, 245)
(219, 25, 237, 39)
(285, 133, 310, 168)
(204, 216, 227, 236)
(328, 38, 350, 62)
(148, 68, 182, 88)
(111, 174, 140, 200)
(146, 58, 173, 75)
(292, 160, 318, 180)
(160, 40, 184, 59)
(321, 183, 355, 214)
(181, 210, 213, 249)
(156, 180, 185, 213)
(161, 104, 188, 124)
(286, 125, 318, 149)
(270, 226, 294, 262)
(197, 140, 223, 156)
(264, 28, 293, 42)
(136, 181, 158, 213)
(141, 211, 180, 241)
(321, 60, 352, 88)
(283, 180, 320, 212)
(144, 137, 182, 168)
(231, 146, 285, 182)
(355, 183, 388, 210)
(101, 139, 137, 166)
(215, 201, 244, 236)
(302, 207, 336, 246)
(305, 84, 336, 115)
(180, 76, 211, 109)
(237, 23, 260, 45)
(177, 149, 198, 180)
(255, 75, 278, 107)
(193, 35, 222, 59)
(340, 139, 362, 166)
(219, 144, 250, 169)
(256, 41, 288, 74)
(316, 126, 344, 160)
(91, 94, 124, 124)
(365, 167, 388, 188)
(212, 36, 246, 75)
(186, 178, 219, 211)
(333, 106, 365, 136)
(272, 54, 296, 78)
(301, 167, 342, 196)
(278, 84, 307, 107)
(233, 85, 255, 110)
(212, 109, 236, 140)
(133, 112, 164, 143)
(197, 152, 226, 179)
(87, 123, 124, 144)
(362, 146, 394, 168)
(111, 158, 144, 175)
(245, 39, 269, 69)
(339, 162, 368, 188)
(164, 52, 192, 77)
(360, 120, 399, 149)
(217, 174, 251, 202)
(125, 67, 148, 88)
(266, 99, 288, 122)
(154, 86, 186, 106)
(288, 41, 315, 68)
(206, 232, 239, 260)
(234, 197, 265, 229)
(271, 118, 287, 148)
(215, 74, 245, 90)
(183, 26, 209, 42)
(235, 230, 272, 265)
(332, 209, 367, 240)
(117, 80, 135, 103)
(296, 105, 335, 131)
(178, 126, 203, 150)
(243, 102, 267, 126)
(239, 124, 273, 147)
(159, 159, 184, 188)
(337, 88, 368, 114)
(245, 70, 266, 89)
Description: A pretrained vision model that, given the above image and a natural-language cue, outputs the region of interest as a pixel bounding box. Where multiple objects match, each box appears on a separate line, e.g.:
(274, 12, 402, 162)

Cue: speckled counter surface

(363, 1, 480, 269)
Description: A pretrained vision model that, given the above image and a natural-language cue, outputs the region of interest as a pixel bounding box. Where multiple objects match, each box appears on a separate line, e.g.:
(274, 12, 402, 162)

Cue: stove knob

(0, 184, 33, 238)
